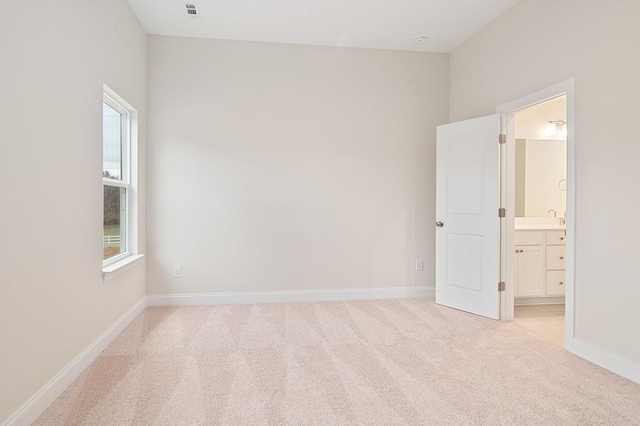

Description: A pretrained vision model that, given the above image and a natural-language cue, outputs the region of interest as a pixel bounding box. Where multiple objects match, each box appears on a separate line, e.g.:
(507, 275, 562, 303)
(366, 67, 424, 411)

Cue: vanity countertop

(515, 218, 566, 231)
(515, 224, 566, 230)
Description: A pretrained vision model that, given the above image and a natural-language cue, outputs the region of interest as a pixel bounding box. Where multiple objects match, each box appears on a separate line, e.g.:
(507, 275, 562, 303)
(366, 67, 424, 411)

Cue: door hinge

(498, 281, 505, 292)
(498, 207, 506, 218)
(499, 133, 506, 144)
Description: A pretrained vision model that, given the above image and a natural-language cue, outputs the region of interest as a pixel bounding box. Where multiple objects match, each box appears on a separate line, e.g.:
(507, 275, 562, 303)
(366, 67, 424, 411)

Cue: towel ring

(558, 179, 567, 191)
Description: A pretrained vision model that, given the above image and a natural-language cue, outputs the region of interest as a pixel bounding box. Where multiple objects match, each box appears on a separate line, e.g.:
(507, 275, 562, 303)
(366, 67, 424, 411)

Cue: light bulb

(545, 122, 556, 136)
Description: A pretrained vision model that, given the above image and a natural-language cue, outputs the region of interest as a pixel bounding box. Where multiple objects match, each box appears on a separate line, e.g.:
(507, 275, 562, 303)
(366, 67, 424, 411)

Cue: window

(102, 86, 138, 269)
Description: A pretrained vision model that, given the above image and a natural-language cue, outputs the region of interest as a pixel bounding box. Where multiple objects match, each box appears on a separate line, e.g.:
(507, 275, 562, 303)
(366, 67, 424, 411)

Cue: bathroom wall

(515, 96, 566, 141)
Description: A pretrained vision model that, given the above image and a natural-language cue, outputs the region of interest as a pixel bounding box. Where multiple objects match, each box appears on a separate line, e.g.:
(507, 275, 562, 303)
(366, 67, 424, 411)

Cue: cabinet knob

(435, 221, 444, 228)
(559, 281, 564, 285)
(560, 256, 564, 260)
(560, 237, 564, 241)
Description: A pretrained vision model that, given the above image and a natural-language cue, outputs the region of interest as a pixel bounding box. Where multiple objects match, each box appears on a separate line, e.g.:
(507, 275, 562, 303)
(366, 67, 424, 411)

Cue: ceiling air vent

(182, 3, 200, 18)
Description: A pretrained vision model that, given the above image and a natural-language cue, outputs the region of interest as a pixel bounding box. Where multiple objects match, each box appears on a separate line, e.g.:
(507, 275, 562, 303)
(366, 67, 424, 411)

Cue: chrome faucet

(548, 209, 557, 218)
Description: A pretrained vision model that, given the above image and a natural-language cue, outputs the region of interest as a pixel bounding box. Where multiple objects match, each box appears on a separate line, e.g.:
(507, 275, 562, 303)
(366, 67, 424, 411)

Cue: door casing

(496, 78, 576, 351)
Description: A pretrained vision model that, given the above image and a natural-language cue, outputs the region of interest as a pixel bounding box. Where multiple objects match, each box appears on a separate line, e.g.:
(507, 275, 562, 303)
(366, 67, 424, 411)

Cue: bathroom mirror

(515, 139, 566, 218)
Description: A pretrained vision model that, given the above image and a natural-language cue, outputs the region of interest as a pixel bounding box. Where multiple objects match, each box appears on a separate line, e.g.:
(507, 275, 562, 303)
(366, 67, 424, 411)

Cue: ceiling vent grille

(183, 3, 200, 18)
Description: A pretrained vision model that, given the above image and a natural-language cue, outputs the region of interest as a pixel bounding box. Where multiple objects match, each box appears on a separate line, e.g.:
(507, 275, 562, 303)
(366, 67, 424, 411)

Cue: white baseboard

(571, 339, 640, 385)
(3, 286, 431, 425)
(147, 286, 435, 307)
(6, 287, 640, 425)
(3, 297, 147, 426)
(514, 296, 565, 306)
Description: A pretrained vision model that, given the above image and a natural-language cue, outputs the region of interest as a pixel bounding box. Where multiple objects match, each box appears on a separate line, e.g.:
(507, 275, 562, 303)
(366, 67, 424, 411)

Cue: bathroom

(512, 95, 567, 345)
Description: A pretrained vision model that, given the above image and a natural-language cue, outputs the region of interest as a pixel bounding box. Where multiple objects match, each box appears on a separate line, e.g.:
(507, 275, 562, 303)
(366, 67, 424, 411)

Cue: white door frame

(496, 78, 576, 351)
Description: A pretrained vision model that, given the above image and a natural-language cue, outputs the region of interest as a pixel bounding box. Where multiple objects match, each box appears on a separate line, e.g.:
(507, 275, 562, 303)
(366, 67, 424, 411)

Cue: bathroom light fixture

(545, 120, 566, 136)
(414, 35, 428, 43)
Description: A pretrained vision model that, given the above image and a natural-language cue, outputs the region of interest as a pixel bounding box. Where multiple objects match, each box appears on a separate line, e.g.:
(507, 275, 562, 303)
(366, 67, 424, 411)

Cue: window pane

(103, 186, 127, 260)
(103, 102, 122, 180)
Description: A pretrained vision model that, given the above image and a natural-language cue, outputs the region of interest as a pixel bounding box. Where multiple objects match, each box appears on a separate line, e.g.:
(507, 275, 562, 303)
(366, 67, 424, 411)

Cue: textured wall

(0, 0, 147, 421)
(146, 36, 449, 296)
(450, 0, 640, 364)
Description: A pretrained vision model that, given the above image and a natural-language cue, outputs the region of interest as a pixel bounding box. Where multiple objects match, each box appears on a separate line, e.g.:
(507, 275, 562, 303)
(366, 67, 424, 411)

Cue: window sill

(103, 254, 144, 283)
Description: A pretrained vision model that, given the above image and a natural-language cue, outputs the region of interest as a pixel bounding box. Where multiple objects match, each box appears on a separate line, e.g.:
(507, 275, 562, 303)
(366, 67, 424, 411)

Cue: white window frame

(102, 85, 142, 280)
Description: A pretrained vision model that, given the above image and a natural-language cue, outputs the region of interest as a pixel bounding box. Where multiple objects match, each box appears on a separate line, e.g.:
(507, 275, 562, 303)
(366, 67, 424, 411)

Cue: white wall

(0, 0, 147, 422)
(146, 36, 448, 295)
(450, 0, 640, 365)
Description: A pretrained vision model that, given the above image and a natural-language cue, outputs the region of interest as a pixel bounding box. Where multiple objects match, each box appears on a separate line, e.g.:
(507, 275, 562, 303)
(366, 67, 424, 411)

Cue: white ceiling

(126, 0, 519, 52)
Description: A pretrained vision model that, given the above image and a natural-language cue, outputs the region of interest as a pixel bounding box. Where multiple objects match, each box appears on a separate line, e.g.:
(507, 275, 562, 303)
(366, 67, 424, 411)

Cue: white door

(435, 114, 502, 319)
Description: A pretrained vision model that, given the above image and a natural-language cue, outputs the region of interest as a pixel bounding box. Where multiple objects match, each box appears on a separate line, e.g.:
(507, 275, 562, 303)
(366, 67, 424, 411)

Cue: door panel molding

(435, 114, 502, 320)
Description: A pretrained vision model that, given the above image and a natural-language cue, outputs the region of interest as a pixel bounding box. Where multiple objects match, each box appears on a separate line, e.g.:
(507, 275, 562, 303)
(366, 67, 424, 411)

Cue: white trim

(572, 339, 640, 385)
(102, 254, 144, 283)
(496, 79, 573, 114)
(102, 179, 129, 189)
(514, 296, 565, 306)
(495, 78, 576, 352)
(564, 81, 576, 352)
(102, 84, 141, 271)
(1, 286, 432, 425)
(499, 113, 508, 319)
(497, 109, 515, 321)
(2, 297, 147, 426)
(102, 243, 132, 269)
(147, 286, 435, 307)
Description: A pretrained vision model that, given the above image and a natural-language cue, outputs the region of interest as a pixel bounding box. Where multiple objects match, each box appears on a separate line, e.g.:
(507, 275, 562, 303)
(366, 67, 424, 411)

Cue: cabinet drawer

(546, 245, 565, 270)
(546, 270, 566, 296)
(546, 231, 566, 245)
(514, 231, 544, 246)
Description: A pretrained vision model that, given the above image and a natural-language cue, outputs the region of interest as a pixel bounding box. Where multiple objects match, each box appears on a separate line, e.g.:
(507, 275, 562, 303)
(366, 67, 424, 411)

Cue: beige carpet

(36, 298, 640, 425)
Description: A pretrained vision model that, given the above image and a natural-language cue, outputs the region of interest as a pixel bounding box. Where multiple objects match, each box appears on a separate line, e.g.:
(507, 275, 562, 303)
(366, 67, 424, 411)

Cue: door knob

(435, 221, 444, 228)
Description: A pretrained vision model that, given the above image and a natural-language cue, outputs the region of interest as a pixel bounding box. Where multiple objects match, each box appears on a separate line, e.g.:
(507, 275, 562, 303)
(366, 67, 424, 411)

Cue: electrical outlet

(415, 260, 424, 271)
(172, 265, 183, 278)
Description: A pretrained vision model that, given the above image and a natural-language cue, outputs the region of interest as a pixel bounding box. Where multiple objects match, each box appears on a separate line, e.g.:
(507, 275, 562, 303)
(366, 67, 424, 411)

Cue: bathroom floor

(514, 304, 565, 346)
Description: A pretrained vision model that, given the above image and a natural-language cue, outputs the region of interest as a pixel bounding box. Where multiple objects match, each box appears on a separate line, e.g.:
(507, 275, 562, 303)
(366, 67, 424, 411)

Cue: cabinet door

(515, 246, 545, 297)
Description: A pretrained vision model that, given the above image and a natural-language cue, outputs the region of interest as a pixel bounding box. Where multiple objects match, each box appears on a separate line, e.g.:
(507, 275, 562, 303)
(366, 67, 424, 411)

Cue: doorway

(497, 79, 576, 350)
(512, 96, 567, 346)
(433, 79, 575, 349)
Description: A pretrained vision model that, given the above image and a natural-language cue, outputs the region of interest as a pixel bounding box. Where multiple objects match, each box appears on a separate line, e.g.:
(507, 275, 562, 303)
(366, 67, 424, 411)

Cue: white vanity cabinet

(514, 229, 566, 300)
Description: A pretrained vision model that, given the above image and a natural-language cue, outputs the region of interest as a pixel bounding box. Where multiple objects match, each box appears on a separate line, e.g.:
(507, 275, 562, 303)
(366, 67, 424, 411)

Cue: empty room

(2, 0, 640, 424)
